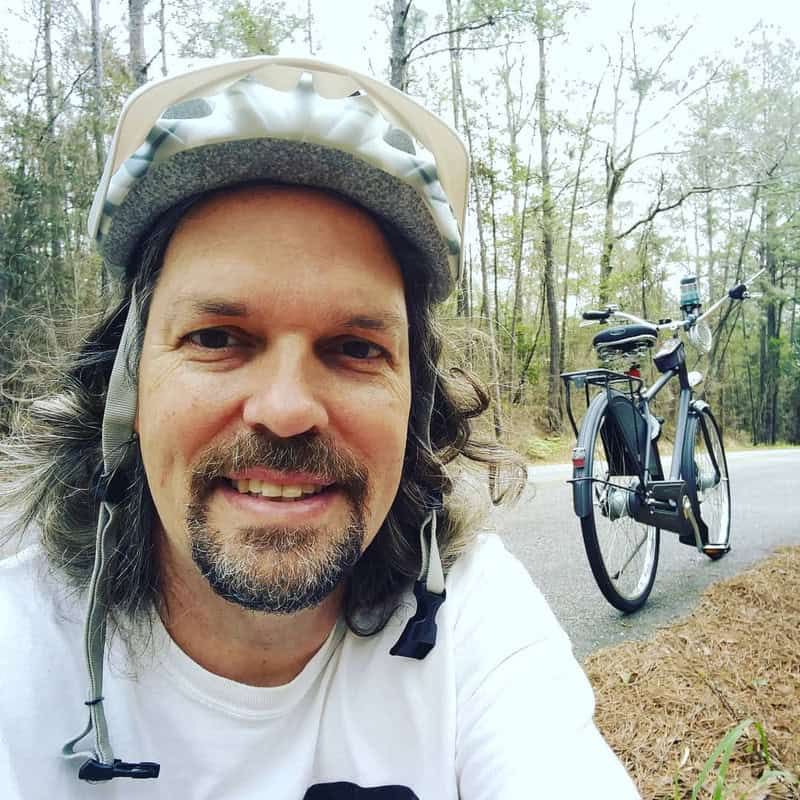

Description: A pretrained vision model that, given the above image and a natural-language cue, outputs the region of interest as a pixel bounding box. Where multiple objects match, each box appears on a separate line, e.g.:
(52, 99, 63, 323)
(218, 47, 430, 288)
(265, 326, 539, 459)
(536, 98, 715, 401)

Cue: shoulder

(444, 539, 641, 797)
(445, 533, 569, 653)
(0, 545, 84, 656)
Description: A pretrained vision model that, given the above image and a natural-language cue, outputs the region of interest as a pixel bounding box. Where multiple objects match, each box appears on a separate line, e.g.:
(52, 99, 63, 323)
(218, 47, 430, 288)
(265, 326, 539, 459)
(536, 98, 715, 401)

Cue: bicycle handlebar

(581, 267, 765, 333)
(581, 310, 612, 321)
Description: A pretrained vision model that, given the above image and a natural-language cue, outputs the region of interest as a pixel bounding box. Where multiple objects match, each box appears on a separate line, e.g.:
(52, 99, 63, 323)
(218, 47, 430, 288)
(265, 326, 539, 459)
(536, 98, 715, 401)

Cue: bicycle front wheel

(682, 405, 731, 559)
(580, 405, 660, 613)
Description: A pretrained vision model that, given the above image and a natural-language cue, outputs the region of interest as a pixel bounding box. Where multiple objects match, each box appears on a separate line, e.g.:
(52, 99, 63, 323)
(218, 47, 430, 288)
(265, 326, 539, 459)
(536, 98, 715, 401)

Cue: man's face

(136, 186, 411, 613)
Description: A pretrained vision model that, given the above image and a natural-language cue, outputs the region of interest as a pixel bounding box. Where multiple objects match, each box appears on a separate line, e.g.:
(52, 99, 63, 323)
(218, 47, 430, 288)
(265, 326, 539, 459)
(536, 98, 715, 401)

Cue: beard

(185, 430, 370, 614)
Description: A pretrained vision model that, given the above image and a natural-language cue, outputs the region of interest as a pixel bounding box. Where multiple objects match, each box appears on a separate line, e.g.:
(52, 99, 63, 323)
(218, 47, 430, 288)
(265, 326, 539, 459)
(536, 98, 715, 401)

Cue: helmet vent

(162, 98, 213, 120)
(383, 127, 416, 155)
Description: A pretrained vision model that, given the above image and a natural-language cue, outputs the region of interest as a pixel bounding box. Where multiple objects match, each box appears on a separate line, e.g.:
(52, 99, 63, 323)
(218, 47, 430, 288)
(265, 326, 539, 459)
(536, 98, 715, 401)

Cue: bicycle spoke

(612, 532, 649, 580)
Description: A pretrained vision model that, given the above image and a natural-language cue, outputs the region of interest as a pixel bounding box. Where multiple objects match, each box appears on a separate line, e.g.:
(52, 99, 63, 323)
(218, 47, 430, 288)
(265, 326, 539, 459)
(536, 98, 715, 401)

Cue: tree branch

(407, 40, 525, 64)
(144, 47, 163, 73)
(37, 64, 93, 140)
(635, 62, 723, 141)
(627, 149, 690, 166)
(404, 15, 499, 61)
(614, 180, 766, 240)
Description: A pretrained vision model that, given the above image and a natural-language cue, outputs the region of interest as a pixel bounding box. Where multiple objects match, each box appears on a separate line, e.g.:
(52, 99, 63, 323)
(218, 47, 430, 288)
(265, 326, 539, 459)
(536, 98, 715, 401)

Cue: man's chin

(189, 523, 365, 615)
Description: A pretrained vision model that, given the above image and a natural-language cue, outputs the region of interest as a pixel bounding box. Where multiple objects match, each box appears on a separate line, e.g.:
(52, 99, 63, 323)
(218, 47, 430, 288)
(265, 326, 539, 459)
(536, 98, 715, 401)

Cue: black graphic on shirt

(303, 782, 419, 799)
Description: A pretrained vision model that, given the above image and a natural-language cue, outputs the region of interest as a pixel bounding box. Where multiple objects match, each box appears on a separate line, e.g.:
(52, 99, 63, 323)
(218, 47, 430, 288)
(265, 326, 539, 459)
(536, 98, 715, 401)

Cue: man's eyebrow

(168, 295, 249, 319)
(340, 312, 407, 332)
(165, 295, 406, 331)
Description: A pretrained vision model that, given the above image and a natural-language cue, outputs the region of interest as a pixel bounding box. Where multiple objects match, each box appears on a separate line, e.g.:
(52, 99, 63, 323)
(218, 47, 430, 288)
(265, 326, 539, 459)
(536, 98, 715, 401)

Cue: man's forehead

(163, 292, 408, 331)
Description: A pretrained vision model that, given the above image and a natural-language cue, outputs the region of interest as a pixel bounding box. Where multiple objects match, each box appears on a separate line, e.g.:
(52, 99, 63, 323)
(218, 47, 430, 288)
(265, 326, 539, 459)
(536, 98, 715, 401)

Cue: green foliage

(678, 719, 799, 800)
(173, 0, 304, 59)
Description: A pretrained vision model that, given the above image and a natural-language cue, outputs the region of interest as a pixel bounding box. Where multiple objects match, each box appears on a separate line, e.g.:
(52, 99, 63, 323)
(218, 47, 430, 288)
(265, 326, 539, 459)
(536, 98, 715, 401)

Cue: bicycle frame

(563, 343, 705, 545)
(641, 357, 690, 483)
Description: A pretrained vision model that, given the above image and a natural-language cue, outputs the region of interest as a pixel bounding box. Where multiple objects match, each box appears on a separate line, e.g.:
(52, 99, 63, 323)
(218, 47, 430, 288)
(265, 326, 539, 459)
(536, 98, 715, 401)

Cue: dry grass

(584, 547, 800, 799)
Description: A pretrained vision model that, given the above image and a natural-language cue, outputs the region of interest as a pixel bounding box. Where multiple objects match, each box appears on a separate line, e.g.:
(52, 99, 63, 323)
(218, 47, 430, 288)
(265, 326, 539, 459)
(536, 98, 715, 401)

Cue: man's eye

(187, 329, 237, 349)
(337, 339, 385, 360)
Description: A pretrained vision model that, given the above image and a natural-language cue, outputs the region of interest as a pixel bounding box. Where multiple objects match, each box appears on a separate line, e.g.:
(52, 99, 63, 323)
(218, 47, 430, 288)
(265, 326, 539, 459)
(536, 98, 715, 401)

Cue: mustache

(189, 430, 370, 503)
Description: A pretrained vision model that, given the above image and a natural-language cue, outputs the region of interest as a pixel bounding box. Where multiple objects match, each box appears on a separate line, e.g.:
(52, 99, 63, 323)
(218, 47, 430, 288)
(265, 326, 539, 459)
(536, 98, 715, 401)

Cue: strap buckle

(390, 580, 446, 660)
(79, 758, 160, 781)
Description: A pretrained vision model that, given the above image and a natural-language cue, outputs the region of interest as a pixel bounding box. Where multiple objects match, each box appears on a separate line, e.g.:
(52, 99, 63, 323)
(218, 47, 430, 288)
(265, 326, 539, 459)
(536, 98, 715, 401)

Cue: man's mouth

(227, 478, 333, 502)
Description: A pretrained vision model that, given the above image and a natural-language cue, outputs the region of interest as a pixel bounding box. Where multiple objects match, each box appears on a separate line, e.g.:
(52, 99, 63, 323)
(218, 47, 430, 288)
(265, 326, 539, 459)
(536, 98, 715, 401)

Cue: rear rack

(561, 368, 643, 438)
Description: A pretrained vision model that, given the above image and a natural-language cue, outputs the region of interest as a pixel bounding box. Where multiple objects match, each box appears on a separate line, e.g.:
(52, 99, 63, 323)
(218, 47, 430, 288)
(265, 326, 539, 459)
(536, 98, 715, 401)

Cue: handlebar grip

(728, 283, 747, 301)
(582, 310, 611, 321)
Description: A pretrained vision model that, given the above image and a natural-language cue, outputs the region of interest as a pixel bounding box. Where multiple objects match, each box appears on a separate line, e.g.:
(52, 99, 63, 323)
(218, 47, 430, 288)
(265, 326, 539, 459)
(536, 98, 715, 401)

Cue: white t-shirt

(0, 534, 640, 799)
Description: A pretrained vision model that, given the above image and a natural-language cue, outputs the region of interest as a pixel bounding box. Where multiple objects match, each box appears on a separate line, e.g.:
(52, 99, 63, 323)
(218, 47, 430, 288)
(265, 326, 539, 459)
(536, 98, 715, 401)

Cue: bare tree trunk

(638, 224, 652, 319)
(709, 187, 759, 378)
(90, 0, 106, 176)
(456, 72, 503, 440)
(499, 47, 525, 394)
(790, 266, 798, 348)
(560, 73, 602, 372)
(599, 163, 623, 305)
(389, 0, 410, 91)
(513, 274, 547, 404)
(536, 0, 561, 432)
(43, 0, 62, 271)
(762, 193, 779, 444)
(445, 0, 469, 318)
(129, 0, 148, 87)
(306, 0, 315, 55)
(485, 149, 500, 335)
(508, 158, 532, 391)
(89, 0, 108, 293)
(159, 0, 168, 75)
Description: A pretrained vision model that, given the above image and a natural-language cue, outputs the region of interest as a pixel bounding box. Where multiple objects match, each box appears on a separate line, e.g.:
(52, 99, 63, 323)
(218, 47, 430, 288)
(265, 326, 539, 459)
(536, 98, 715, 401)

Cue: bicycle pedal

(702, 545, 730, 555)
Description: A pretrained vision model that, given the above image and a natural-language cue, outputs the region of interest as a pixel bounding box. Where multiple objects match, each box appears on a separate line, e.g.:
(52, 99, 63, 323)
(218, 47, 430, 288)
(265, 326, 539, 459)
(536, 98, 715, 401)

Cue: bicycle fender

(572, 392, 609, 518)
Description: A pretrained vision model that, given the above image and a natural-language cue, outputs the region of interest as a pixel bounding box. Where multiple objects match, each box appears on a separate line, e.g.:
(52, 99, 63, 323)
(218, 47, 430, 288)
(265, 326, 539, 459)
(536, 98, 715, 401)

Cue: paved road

(492, 449, 800, 660)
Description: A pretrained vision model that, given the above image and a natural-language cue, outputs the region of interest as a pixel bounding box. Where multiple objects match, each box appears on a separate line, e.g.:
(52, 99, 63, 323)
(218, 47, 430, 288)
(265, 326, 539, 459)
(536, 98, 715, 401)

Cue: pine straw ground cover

(584, 547, 800, 800)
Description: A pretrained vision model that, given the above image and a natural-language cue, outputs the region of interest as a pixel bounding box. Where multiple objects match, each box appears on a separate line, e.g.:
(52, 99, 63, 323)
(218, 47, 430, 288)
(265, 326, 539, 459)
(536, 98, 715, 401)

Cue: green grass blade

(691, 719, 753, 800)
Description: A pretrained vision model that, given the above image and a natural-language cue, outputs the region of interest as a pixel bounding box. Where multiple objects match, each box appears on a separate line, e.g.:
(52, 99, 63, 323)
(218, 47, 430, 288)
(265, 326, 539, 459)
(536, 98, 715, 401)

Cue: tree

(385, 0, 502, 91)
(596, 4, 718, 304)
(128, 0, 147, 86)
(535, 0, 561, 431)
(174, 0, 304, 59)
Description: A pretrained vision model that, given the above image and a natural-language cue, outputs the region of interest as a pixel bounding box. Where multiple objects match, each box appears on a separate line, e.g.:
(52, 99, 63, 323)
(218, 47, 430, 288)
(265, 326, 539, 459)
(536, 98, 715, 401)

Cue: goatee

(186, 430, 370, 614)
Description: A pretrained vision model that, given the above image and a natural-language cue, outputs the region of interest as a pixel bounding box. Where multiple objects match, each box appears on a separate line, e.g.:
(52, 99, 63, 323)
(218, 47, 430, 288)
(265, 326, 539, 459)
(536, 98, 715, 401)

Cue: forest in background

(1, 0, 798, 450)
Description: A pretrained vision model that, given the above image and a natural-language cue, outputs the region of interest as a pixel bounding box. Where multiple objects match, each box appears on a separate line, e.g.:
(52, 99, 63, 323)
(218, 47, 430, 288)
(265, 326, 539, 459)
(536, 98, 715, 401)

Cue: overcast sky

(5, 0, 798, 80)
(307, 0, 799, 83)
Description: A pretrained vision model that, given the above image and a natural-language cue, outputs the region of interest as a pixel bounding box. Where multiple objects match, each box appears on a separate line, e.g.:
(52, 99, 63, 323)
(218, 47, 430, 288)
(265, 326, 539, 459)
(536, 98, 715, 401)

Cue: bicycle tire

(681, 405, 731, 559)
(579, 403, 660, 612)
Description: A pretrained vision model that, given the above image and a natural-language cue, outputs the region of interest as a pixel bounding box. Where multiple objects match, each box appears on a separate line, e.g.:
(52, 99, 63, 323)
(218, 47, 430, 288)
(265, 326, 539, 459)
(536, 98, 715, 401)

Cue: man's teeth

(232, 479, 325, 499)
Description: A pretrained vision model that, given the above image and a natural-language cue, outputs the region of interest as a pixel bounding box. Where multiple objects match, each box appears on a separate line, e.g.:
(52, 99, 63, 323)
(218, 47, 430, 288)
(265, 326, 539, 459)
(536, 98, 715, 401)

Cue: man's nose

(241, 343, 329, 439)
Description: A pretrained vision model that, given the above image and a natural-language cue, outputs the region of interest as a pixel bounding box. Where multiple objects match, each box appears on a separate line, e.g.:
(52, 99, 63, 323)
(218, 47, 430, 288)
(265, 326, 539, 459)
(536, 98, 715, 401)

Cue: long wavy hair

(0, 190, 526, 637)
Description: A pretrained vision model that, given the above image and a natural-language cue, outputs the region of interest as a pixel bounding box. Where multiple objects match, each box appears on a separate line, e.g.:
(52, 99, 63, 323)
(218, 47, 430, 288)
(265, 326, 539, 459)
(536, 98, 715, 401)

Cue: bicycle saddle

(592, 323, 658, 352)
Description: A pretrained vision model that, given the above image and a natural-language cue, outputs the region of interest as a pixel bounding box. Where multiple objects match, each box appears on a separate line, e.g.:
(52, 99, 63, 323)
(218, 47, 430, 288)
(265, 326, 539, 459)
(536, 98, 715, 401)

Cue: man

(0, 57, 640, 797)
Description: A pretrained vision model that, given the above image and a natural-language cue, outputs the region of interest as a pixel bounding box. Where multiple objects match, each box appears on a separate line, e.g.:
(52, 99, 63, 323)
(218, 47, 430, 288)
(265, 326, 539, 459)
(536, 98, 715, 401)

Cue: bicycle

(561, 270, 763, 612)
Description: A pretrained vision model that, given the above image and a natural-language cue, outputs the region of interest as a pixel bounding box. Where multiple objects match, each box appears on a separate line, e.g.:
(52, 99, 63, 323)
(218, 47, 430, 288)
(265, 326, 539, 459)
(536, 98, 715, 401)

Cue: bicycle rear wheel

(682, 406, 731, 559)
(580, 406, 660, 612)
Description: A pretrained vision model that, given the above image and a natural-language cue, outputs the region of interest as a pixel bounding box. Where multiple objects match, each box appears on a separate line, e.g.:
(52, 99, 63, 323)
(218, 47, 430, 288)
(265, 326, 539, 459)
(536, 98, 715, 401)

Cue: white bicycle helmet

(65, 56, 469, 782)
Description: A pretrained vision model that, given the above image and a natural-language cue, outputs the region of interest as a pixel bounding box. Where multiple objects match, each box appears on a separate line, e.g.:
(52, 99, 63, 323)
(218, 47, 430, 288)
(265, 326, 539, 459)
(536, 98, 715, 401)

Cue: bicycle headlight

(688, 319, 712, 353)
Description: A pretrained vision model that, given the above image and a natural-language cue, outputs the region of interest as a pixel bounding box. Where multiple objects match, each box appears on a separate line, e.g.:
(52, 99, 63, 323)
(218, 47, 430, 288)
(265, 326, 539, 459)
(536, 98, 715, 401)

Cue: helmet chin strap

(61, 295, 160, 782)
(390, 364, 447, 660)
